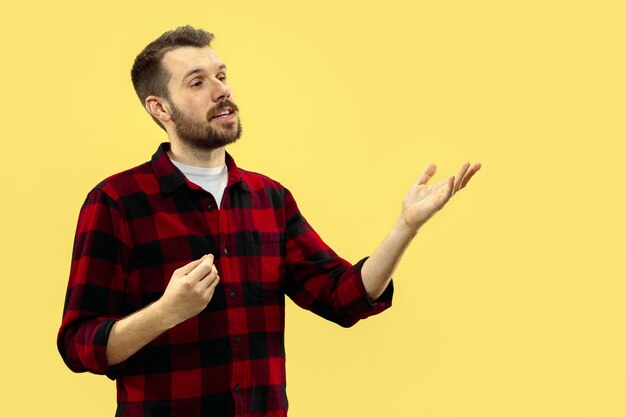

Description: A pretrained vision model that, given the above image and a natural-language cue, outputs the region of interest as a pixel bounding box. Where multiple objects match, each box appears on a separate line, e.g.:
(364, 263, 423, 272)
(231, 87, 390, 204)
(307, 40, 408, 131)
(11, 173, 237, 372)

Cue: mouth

(210, 106, 237, 121)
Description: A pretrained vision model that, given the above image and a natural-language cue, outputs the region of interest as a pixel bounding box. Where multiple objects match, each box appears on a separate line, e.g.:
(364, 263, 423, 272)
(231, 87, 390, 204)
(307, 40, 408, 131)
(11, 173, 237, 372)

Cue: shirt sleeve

(57, 188, 130, 379)
(282, 189, 393, 327)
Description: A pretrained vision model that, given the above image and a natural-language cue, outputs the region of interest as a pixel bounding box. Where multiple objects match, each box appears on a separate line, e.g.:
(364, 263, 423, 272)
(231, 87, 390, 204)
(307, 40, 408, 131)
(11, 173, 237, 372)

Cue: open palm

(402, 162, 481, 230)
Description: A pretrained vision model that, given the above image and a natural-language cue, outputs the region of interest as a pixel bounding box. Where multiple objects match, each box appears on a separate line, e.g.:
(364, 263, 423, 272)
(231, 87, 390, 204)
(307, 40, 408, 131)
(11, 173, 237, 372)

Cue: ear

(145, 95, 172, 123)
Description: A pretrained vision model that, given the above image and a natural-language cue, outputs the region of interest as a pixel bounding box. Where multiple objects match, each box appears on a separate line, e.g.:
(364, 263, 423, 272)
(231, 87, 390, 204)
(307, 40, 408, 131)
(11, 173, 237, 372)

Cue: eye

(217, 74, 227, 82)
(191, 80, 203, 88)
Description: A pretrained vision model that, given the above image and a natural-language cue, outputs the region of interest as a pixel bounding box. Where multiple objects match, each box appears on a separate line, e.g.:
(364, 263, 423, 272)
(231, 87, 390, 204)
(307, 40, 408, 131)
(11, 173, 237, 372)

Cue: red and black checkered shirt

(58, 143, 393, 417)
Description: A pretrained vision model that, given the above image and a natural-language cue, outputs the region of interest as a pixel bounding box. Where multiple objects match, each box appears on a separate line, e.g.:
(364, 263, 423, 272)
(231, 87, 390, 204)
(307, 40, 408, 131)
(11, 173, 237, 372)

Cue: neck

(168, 140, 226, 168)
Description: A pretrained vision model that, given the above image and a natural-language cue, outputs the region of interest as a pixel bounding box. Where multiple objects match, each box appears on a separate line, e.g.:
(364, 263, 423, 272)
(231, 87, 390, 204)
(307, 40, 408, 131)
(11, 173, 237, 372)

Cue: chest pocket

(245, 230, 286, 297)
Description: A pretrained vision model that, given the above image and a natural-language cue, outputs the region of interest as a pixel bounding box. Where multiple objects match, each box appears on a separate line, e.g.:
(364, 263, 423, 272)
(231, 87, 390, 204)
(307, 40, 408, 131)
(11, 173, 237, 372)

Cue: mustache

(207, 99, 239, 120)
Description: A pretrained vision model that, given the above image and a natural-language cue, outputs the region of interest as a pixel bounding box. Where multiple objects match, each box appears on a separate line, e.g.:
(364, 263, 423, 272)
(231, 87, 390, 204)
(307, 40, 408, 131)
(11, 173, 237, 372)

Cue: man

(58, 26, 480, 417)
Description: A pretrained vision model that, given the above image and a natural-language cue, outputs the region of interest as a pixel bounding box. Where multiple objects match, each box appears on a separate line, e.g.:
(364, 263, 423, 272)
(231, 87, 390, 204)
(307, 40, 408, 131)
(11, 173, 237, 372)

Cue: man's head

(131, 26, 241, 150)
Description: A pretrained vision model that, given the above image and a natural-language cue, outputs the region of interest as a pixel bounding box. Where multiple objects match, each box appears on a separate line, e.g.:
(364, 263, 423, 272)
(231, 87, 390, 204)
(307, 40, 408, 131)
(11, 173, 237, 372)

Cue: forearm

(361, 216, 417, 300)
(107, 255, 219, 366)
(106, 300, 171, 366)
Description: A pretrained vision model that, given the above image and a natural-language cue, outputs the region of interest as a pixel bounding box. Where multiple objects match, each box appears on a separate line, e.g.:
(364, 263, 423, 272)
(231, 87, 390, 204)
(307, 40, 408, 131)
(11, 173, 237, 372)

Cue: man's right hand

(156, 254, 220, 329)
(106, 254, 220, 365)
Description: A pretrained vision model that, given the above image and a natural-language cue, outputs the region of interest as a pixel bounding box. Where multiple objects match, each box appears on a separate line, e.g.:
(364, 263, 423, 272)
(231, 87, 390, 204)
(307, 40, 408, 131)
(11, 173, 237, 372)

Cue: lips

(212, 108, 234, 119)
(209, 101, 239, 120)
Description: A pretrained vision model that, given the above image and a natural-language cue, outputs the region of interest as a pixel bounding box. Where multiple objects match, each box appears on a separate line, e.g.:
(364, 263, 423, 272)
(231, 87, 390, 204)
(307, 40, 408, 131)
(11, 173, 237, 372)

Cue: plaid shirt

(58, 143, 393, 417)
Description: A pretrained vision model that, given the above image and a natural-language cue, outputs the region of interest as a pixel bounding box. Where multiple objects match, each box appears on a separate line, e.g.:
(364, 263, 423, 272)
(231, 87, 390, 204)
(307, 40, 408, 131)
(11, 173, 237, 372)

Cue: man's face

(161, 46, 241, 149)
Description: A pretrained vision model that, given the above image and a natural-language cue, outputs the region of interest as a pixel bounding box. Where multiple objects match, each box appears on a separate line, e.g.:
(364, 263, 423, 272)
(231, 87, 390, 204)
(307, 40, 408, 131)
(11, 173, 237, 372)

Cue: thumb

(414, 163, 437, 187)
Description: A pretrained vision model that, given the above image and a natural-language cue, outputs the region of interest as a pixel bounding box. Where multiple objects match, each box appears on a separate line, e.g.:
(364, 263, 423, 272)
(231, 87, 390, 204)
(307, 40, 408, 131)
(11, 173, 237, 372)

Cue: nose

(211, 79, 231, 103)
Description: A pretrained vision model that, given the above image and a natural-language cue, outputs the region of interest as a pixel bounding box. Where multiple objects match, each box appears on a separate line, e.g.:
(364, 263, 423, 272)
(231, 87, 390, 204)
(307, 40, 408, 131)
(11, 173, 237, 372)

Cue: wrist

(150, 298, 178, 331)
(396, 215, 419, 239)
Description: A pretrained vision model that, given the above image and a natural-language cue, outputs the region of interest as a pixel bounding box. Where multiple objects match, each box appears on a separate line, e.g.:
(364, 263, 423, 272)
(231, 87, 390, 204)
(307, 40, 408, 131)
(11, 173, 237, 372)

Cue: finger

(174, 258, 204, 277)
(187, 254, 215, 282)
(202, 274, 221, 298)
(201, 272, 219, 289)
(416, 163, 437, 186)
(460, 163, 481, 189)
(453, 163, 471, 193)
(199, 264, 219, 284)
(210, 273, 220, 289)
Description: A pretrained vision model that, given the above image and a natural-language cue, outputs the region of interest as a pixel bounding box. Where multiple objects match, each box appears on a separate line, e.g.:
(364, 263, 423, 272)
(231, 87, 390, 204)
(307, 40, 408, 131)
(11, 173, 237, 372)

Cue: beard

(169, 99, 242, 150)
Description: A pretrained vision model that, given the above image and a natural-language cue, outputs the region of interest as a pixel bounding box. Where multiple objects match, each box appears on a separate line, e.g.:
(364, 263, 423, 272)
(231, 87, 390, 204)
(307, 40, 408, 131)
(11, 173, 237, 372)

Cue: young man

(58, 26, 480, 417)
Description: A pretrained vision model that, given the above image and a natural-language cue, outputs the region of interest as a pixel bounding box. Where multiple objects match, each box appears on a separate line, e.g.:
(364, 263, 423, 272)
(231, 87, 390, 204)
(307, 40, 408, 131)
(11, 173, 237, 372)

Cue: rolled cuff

(337, 257, 394, 326)
(58, 318, 127, 380)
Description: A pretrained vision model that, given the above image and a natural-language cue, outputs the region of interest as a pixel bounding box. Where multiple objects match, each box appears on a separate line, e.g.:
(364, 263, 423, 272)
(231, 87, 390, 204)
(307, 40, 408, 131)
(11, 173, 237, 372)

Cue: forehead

(162, 46, 224, 80)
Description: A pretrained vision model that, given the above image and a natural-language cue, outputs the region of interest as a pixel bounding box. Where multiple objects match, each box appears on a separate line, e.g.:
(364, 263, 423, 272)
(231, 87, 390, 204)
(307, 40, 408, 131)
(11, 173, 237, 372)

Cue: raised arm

(361, 162, 481, 300)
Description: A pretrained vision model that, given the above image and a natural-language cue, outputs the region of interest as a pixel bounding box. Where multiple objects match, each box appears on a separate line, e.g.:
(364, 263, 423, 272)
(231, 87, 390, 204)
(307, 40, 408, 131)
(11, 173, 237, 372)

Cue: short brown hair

(131, 25, 215, 130)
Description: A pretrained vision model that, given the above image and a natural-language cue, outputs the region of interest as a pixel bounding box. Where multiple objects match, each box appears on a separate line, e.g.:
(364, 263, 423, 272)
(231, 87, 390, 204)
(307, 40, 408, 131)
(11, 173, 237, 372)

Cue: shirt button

(223, 247, 229, 255)
(234, 336, 240, 344)
(234, 384, 240, 392)
(229, 290, 236, 298)
(207, 204, 215, 212)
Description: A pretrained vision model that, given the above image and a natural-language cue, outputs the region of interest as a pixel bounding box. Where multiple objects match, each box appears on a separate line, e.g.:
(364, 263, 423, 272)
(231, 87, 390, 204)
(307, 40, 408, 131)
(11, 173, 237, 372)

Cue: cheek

(178, 89, 209, 107)
(190, 97, 212, 117)
(180, 100, 209, 121)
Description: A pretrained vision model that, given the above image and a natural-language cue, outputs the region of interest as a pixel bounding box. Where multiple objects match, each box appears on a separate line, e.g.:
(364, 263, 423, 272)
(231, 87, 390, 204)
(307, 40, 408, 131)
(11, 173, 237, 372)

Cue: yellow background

(2, 0, 625, 416)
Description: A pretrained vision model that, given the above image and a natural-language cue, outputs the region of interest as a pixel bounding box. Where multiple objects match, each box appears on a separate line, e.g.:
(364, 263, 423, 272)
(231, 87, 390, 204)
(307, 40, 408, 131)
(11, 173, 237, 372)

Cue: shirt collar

(151, 142, 250, 196)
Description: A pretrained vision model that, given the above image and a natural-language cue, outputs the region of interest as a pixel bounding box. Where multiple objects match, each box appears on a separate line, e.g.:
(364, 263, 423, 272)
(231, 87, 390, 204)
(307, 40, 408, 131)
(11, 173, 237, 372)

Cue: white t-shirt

(170, 159, 228, 208)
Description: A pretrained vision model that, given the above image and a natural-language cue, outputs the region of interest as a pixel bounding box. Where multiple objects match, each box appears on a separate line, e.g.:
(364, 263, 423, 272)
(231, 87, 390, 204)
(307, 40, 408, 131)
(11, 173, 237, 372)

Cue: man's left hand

(401, 162, 481, 231)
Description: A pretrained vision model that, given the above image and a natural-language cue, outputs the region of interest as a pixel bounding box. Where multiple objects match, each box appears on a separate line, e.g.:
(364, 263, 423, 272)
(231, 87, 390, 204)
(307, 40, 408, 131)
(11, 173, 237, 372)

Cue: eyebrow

(182, 64, 227, 83)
